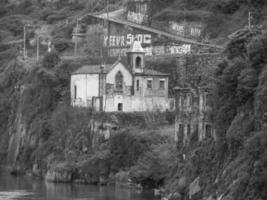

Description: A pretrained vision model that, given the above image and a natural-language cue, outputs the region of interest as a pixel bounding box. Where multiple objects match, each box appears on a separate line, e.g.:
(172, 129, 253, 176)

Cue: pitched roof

(72, 64, 114, 75)
(127, 41, 145, 53)
(72, 60, 130, 75)
(136, 68, 169, 76)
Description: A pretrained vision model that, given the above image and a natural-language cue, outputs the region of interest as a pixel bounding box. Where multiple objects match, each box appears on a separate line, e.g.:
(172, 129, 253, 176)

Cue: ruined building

(71, 41, 174, 112)
(174, 54, 222, 145)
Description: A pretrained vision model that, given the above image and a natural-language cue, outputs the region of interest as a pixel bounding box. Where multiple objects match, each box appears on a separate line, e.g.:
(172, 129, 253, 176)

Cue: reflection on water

(0, 170, 156, 200)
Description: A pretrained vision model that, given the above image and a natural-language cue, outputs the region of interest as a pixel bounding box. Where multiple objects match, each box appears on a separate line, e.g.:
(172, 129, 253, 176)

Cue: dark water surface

(0, 170, 156, 200)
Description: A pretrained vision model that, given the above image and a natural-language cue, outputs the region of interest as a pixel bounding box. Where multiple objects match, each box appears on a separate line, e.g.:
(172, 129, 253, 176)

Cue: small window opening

(136, 80, 140, 91)
(147, 80, 152, 89)
(115, 71, 123, 92)
(136, 56, 141, 68)
(159, 80, 165, 89)
(179, 124, 184, 137)
(118, 103, 123, 111)
(205, 124, 212, 138)
(187, 124, 191, 136)
(74, 85, 77, 99)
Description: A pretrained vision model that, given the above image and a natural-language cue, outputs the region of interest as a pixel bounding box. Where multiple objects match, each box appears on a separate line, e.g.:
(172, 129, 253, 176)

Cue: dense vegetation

(0, 1, 266, 200)
(164, 29, 267, 200)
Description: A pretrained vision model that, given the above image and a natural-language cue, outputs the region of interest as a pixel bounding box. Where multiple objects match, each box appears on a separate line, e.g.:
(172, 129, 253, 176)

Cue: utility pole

(248, 11, 253, 31)
(74, 18, 79, 57)
(36, 36, 40, 61)
(106, 0, 109, 59)
(23, 25, 27, 59)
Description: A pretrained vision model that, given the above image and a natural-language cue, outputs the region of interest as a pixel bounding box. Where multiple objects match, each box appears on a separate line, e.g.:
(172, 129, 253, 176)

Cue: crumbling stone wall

(174, 53, 222, 145)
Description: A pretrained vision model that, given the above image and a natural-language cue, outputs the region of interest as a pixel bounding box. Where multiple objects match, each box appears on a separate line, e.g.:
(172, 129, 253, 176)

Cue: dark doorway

(205, 124, 212, 138)
(118, 103, 123, 111)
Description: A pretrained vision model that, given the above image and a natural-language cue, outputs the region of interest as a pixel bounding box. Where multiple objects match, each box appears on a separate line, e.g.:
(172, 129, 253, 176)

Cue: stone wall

(175, 53, 223, 87)
(104, 95, 174, 112)
(174, 53, 222, 145)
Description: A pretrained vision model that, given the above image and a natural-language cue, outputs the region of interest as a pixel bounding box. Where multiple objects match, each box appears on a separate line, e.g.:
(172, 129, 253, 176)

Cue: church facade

(70, 41, 174, 112)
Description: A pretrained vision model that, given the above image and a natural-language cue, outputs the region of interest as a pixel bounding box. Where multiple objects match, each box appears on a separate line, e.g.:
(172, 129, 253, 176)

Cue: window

(205, 124, 212, 138)
(136, 56, 141, 68)
(74, 85, 77, 99)
(147, 79, 152, 89)
(205, 93, 212, 107)
(179, 124, 184, 142)
(115, 71, 123, 92)
(136, 80, 140, 91)
(118, 103, 123, 111)
(159, 80, 165, 89)
(187, 124, 191, 136)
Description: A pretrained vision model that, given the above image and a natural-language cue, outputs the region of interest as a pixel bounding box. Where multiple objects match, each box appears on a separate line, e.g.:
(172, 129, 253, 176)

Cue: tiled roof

(136, 68, 169, 76)
(72, 64, 113, 74)
(72, 60, 122, 74)
(72, 61, 168, 77)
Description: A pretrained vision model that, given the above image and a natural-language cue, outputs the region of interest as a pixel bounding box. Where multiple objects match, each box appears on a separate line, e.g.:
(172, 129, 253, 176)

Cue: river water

(0, 170, 156, 200)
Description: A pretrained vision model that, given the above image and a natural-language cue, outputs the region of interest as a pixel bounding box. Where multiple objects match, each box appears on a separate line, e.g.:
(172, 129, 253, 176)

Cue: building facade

(174, 87, 215, 146)
(71, 41, 174, 112)
(173, 54, 222, 144)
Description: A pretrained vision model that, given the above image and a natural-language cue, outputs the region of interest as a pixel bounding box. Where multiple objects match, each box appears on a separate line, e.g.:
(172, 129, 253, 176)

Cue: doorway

(118, 103, 123, 111)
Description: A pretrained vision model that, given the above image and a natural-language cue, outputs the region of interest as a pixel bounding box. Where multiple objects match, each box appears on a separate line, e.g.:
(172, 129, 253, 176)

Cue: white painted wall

(71, 74, 99, 107)
(106, 63, 133, 86)
(104, 96, 173, 112)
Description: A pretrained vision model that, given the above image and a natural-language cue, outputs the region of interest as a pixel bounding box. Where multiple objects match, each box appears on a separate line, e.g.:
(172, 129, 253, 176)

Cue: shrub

(109, 130, 168, 172)
(130, 143, 176, 188)
(245, 131, 267, 159)
(42, 51, 60, 69)
(53, 38, 73, 52)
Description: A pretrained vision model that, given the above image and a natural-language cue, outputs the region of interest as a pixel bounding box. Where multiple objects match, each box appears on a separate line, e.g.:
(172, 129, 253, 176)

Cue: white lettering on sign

(127, 11, 148, 24)
(109, 47, 152, 57)
(143, 47, 152, 56)
(170, 21, 185, 36)
(153, 46, 165, 55)
(167, 44, 191, 54)
(104, 34, 151, 47)
(190, 27, 201, 37)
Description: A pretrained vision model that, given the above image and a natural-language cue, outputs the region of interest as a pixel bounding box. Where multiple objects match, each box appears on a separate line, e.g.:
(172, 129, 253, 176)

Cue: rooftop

(136, 68, 169, 76)
(72, 64, 114, 75)
(127, 41, 145, 53)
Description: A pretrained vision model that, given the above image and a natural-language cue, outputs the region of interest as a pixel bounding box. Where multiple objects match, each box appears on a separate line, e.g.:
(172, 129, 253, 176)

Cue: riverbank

(0, 169, 157, 200)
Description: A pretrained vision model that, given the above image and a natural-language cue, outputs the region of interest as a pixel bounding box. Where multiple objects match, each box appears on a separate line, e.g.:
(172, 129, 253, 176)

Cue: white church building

(70, 41, 174, 112)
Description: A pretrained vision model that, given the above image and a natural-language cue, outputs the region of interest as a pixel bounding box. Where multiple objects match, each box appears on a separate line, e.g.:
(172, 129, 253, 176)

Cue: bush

(109, 130, 168, 172)
(215, 0, 241, 14)
(42, 51, 60, 69)
(130, 143, 176, 188)
(0, 15, 24, 36)
(245, 131, 267, 159)
(53, 38, 73, 52)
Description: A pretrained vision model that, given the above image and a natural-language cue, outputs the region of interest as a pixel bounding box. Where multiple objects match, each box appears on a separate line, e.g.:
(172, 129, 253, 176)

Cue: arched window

(136, 56, 141, 68)
(115, 71, 123, 92)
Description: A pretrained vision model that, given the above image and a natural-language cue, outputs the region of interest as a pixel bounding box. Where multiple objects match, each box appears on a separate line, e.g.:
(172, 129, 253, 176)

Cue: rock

(45, 162, 74, 183)
(169, 192, 182, 200)
(154, 189, 161, 196)
(45, 169, 72, 183)
(99, 176, 108, 185)
(8, 165, 24, 176)
(189, 176, 201, 199)
(32, 163, 41, 177)
(177, 176, 187, 191)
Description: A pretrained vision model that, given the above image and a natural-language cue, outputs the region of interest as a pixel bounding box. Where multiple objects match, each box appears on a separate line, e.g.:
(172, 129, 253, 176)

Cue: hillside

(0, 1, 266, 200)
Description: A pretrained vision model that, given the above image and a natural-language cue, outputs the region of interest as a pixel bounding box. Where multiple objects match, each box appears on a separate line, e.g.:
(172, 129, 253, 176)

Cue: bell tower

(127, 41, 145, 74)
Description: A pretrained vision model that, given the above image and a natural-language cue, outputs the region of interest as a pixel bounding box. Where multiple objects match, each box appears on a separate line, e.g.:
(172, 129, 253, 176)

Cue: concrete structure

(71, 41, 174, 112)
